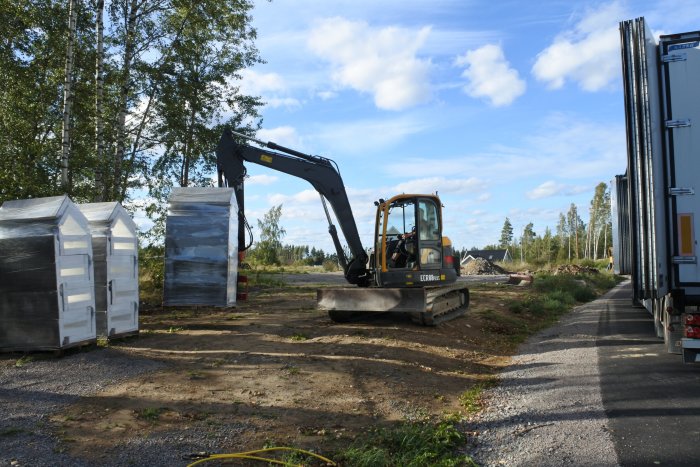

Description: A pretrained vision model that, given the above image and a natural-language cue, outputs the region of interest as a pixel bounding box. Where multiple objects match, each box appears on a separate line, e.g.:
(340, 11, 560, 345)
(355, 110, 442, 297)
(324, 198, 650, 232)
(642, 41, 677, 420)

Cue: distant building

(461, 249, 512, 265)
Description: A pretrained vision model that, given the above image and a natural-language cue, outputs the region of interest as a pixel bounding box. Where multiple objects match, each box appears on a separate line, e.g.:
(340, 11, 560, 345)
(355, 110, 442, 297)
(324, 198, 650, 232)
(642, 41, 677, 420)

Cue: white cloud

(268, 189, 320, 205)
(238, 69, 301, 109)
(532, 2, 625, 91)
(392, 177, 486, 195)
(257, 126, 303, 149)
(239, 69, 287, 94)
(527, 180, 592, 200)
(247, 174, 278, 186)
(317, 90, 338, 101)
(527, 181, 566, 199)
(455, 44, 526, 106)
(312, 115, 431, 155)
(307, 17, 432, 110)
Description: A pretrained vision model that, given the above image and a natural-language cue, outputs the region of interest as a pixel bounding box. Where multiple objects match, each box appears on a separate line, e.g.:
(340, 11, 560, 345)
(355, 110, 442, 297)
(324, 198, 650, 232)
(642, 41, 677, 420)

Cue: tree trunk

(61, 0, 77, 192)
(94, 0, 105, 201)
(113, 0, 139, 200)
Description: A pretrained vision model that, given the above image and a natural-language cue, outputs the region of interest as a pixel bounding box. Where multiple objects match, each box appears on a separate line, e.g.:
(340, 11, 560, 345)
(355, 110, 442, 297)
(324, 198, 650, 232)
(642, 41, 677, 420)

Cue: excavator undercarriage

(318, 281, 469, 326)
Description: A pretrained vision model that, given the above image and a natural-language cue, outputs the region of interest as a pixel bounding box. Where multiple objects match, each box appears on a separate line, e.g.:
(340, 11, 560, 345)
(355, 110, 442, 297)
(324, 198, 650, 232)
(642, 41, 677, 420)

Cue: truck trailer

(617, 17, 700, 362)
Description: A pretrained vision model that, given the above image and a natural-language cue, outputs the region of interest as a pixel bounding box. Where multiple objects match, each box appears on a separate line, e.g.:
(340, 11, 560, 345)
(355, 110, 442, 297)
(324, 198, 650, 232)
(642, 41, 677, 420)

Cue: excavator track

(410, 283, 470, 326)
(318, 282, 469, 326)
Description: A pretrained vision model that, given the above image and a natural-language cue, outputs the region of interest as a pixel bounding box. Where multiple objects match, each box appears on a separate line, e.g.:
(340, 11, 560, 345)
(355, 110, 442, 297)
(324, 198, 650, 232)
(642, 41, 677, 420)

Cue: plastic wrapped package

(163, 187, 238, 306)
(78, 202, 139, 337)
(0, 195, 96, 350)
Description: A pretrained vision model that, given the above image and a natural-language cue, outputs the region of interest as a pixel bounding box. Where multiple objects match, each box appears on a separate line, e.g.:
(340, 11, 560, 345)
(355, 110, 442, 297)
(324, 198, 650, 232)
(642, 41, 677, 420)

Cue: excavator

(216, 128, 469, 325)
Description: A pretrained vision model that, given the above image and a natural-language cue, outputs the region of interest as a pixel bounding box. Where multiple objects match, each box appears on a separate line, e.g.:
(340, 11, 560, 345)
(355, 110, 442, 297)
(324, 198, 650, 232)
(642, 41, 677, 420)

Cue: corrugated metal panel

(620, 17, 669, 303)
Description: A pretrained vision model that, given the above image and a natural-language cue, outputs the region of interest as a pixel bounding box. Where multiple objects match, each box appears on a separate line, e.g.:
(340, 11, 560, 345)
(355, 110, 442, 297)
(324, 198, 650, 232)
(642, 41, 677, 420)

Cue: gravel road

(467, 282, 624, 466)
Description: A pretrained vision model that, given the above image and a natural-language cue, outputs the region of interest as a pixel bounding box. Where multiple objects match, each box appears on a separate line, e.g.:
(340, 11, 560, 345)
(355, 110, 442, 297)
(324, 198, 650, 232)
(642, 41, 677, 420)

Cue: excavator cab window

(418, 199, 442, 267)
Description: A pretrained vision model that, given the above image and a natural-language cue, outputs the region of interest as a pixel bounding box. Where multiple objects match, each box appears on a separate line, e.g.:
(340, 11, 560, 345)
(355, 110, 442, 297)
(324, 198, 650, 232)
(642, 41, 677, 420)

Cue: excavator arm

(215, 128, 370, 287)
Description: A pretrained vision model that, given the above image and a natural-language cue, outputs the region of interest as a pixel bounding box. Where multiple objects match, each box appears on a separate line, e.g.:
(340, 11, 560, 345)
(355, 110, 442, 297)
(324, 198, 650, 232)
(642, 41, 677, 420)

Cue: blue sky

(227, 0, 700, 253)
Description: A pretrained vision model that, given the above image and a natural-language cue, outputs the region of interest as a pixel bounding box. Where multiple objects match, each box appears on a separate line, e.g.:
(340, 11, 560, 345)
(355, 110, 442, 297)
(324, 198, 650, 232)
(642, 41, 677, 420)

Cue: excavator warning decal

(260, 154, 273, 164)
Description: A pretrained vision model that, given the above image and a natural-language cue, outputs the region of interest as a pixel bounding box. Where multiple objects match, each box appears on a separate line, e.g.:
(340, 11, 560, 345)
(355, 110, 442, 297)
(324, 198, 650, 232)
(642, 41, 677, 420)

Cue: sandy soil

(49, 276, 525, 462)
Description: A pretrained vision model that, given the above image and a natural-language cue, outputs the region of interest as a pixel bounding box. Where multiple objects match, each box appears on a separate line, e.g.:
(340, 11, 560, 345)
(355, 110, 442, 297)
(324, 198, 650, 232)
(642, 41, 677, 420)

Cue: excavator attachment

(317, 282, 469, 326)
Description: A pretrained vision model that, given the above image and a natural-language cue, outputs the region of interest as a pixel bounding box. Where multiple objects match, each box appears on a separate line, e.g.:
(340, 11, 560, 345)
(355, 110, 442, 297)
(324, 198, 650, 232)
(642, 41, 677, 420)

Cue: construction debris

(461, 257, 509, 275)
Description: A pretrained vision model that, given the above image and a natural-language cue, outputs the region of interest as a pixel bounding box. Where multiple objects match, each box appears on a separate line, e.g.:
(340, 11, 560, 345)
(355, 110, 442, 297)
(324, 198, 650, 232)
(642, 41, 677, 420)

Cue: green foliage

(138, 407, 162, 422)
(138, 245, 164, 305)
(1, 0, 263, 222)
(15, 355, 35, 368)
(250, 205, 286, 265)
(459, 379, 498, 415)
(338, 419, 475, 467)
(499, 217, 513, 248)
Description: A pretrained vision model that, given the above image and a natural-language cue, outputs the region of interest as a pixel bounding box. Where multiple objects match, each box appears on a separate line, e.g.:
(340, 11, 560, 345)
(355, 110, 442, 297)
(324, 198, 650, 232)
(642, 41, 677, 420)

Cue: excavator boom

(216, 129, 370, 286)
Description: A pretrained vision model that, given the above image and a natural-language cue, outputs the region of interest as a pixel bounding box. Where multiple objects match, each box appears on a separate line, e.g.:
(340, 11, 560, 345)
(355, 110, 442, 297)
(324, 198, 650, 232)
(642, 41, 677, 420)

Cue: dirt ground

(49, 276, 527, 463)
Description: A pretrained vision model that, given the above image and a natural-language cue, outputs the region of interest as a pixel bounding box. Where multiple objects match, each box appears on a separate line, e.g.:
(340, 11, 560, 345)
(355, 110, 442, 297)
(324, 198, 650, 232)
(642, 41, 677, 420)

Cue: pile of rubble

(553, 264, 599, 275)
(461, 257, 509, 275)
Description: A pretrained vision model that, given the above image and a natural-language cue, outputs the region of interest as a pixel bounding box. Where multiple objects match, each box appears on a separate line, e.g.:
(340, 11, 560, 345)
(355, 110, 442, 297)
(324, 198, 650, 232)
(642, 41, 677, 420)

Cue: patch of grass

(96, 336, 110, 347)
(459, 379, 498, 415)
(187, 371, 206, 380)
(290, 333, 308, 341)
(138, 407, 163, 422)
(167, 326, 184, 333)
(0, 427, 27, 437)
(337, 419, 476, 467)
(15, 355, 34, 368)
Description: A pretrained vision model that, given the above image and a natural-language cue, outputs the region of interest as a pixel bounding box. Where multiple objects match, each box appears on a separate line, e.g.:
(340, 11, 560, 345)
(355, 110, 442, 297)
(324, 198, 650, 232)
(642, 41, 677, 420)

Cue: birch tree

(60, 0, 78, 191)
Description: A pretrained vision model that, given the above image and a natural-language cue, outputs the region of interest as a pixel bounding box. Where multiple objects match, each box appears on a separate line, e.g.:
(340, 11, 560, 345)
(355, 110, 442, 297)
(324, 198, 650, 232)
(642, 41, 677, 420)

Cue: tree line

(487, 182, 612, 264)
(245, 204, 342, 268)
(1, 0, 263, 237)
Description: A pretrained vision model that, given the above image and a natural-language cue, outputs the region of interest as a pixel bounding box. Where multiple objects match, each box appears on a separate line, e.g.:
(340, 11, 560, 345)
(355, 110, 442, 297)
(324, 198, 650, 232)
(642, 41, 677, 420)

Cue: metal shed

(163, 187, 238, 307)
(0, 195, 96, 351)
(78, 202, 139, 337)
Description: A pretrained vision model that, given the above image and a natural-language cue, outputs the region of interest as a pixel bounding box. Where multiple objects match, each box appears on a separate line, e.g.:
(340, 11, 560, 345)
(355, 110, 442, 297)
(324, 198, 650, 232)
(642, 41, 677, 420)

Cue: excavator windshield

(375, 195, 442, 272)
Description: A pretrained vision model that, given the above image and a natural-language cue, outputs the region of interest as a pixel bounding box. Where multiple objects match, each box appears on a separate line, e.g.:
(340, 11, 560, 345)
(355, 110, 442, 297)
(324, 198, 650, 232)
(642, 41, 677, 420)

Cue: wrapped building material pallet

(78, 202, 139, 338)
(0, 195, 96, 351)
(163, 187, 238, 307)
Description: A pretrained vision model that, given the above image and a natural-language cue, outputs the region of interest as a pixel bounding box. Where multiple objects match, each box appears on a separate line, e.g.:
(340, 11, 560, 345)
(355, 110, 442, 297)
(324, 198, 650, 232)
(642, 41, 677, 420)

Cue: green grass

(481, 272, 621, 349)
(15, 355, 34, 367)
(138, 407, 163, 422)
(337, 419, 476, 467)
(289, 333, 308, 341)
(459, 379, 498, 415)
(0, 427, 27, 437)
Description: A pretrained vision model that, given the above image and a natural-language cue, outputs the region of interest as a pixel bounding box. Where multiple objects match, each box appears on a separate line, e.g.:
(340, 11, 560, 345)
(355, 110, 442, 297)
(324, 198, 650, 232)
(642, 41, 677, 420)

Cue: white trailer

(619, 18, 700, 362)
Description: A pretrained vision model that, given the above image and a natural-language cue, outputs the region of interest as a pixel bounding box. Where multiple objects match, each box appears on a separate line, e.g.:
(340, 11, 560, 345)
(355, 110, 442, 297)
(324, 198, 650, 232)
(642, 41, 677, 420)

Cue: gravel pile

(462, 257, 509, 275)
(0, 348, 165, 466)
(466, 284, 622, 466)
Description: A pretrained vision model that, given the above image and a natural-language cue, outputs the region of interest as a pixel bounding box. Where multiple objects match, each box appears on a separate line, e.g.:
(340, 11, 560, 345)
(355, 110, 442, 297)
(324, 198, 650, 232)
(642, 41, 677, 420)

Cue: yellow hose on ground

(186, 446, 337, 466)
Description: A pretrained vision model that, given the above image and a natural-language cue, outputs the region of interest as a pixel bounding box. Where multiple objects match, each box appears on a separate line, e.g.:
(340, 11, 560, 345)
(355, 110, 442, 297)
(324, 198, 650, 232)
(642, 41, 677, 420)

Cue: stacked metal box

(78, 202, 139, 337)
(163, 187, 238, 306)
(0, 196, 96, 351)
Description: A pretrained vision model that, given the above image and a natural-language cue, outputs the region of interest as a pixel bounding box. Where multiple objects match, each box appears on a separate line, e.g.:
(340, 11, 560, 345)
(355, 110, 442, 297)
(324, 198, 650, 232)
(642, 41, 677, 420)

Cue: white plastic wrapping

(0, 195, 96, 350)
(163, 187, 238, 306)
(78, 202, 139, 337)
